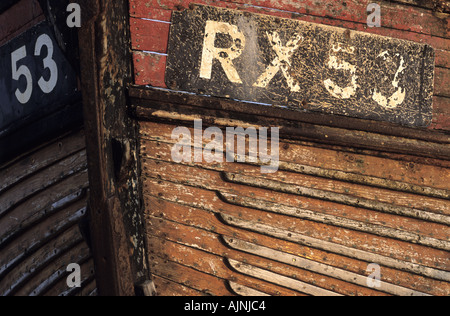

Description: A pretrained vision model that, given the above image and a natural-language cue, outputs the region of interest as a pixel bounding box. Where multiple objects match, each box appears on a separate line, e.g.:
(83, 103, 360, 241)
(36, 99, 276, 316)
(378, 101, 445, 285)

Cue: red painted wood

(129, 0, 450, 38)
(129, 0, 450, 60)
(134, 51, 167, 88)
(130, 17, 171, 53)
(431, 113, 450, 131)
(435, 67, 450, 97)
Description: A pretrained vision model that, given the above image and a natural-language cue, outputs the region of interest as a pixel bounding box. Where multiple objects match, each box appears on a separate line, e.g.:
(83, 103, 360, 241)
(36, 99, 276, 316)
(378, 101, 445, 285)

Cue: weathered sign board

(0, 22, 78, 135)
(165, 5, 435, 127)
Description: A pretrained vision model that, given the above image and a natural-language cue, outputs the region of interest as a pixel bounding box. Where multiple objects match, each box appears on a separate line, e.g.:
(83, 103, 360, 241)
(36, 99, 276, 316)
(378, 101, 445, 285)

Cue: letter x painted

(254, 32, 303, 92)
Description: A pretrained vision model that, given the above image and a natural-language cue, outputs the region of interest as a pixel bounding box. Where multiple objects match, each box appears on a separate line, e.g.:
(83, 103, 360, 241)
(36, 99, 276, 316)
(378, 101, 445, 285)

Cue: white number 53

(11, 33, 58, 104)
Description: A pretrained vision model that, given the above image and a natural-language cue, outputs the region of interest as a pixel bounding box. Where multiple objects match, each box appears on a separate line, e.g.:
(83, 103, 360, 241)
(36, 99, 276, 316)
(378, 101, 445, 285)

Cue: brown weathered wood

(135, 104, 450, 160)
(131, 87, 450, 159)
(0, 199, 87, 280)
(0, 151, 88, 218)
(0, 173, 88, 248)
(228, 282, 270, 296)
(78, 0, 150, 296)
(142, 166, 450, 274)
(0, 224, 84, 296)
(43, 259, 95, 296)
(0, 130, 87, 194)
(149, 235, 308, 296)
(152, 275, 206, 296)
(143, 184, 450, 295)
(224, 237, 428, 296)
(139, 137, 450, 217)
(138, 120, 450, 191)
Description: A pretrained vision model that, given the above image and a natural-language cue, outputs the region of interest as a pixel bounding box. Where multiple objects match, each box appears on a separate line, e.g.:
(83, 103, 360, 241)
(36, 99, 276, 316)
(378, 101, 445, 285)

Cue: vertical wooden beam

(77, 0, 150, 296)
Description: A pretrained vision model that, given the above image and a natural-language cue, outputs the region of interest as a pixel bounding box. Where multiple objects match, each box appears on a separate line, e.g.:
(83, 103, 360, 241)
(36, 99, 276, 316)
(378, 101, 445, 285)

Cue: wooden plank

(13, 242, 90, 296)
(143, 172, 450, 275)
(152, 275, 207, 296)
(135, 99, 450, 160)
(137, 122, 448, 198)
(140, 140, 450, 219)
(218, 191, 450, 251)
(0, 130, 86, 193)
(0, 224, 83, 296)
(78, 0, 150, 295)
(224, 237, 429, 296)
(142, 189, 450, 295)
(0, 172, 88, 247)
(0, 150, 87, 218)
(141, 153, 450, 246)
(221, 212, 450, 282)
(432, 112, 450, 130)
(149, 236, 309, 296)
(435, 67, 450, 97)
(43, 259, 95, 296)
(146, 170, 450, 268)
(228, 282, 270, 296)
(228, 259, 342, 296)
(0, 200, 87, 279)
(73, 279, 98, 297)
(138, 120, 450, 190)
(149, 233, 381, 296)
(131, 86, 450, 146)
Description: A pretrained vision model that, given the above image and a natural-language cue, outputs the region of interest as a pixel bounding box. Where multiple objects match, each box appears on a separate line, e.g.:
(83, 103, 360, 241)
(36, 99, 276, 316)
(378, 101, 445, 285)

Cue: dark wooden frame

(77, 0, 151, 296)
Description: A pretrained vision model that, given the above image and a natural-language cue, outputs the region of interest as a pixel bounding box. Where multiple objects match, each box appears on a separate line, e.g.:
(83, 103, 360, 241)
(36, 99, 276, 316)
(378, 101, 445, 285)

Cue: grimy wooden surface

(129, 0, 450, 131)
(0, 131, 97, 296)
(129, 0, 450, 296)
(138, 118, 450, 296)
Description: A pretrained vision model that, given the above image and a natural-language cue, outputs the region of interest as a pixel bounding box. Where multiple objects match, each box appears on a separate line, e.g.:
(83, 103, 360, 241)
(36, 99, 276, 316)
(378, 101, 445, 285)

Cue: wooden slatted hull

(0, 131, 97, 296)
(139, 120, 450, 296)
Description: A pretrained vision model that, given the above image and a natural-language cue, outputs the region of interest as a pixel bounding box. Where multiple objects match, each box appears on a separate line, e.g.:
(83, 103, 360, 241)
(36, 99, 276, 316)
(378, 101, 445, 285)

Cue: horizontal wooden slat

(153, 275, 207, 296)
(144, 193, 450, 295)
(0, 200, 87, 279)
(224, 237, 427, 296)
(0, 130, 87, 194)
(133, 91, 450, 158)
(139, 120, 450, 192)
(435, 67, 450, 97)
(0, 172, 88, 248)
(44, 259, 95, 296)
(131, 87, 450, 145)
(0, 224, 84, 296)
(149, 234, 315, 296)
(0, 150, 88, 218)
(141, 154, 450, 245)
(149, 229, 382, 296)
(141, 139, 450, 217)
(143, 168, 450, 273)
